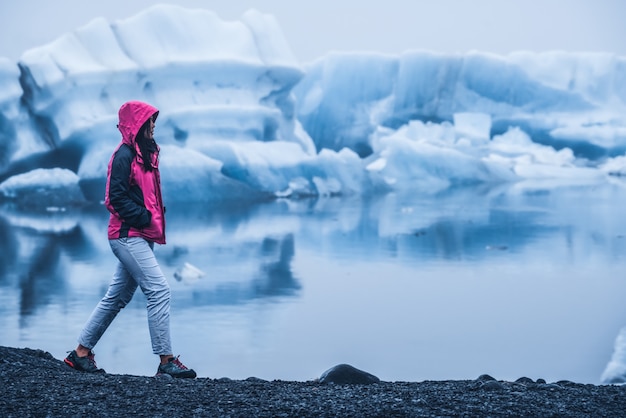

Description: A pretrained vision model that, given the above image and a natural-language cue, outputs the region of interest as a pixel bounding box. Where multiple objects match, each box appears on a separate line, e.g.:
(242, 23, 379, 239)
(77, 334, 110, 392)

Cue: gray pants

(78, 237, 172, 355)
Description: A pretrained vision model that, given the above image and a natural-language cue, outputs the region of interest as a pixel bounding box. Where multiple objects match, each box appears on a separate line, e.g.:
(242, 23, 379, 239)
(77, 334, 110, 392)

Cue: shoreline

(2, 346, 625, 417)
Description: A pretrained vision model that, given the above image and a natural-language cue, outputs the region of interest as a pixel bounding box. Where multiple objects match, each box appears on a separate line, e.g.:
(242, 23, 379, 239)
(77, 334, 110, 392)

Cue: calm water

(2, 183, 626, 384)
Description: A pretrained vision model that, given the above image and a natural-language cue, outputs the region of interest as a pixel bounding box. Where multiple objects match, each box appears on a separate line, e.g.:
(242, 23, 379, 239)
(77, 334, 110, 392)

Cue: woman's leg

(77, 259, 138, 350)
(109, 237, 172, 356)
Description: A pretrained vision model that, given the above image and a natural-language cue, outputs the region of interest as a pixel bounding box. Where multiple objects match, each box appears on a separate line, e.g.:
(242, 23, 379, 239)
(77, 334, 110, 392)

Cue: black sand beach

(2, 346, 625, 417)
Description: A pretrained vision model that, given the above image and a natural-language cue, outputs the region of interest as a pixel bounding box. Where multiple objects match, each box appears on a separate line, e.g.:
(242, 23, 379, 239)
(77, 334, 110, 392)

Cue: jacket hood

(117, 101, 159, 146)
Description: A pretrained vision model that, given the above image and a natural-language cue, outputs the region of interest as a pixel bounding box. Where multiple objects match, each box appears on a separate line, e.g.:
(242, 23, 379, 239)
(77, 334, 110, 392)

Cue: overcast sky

(1, 0, 624, 63)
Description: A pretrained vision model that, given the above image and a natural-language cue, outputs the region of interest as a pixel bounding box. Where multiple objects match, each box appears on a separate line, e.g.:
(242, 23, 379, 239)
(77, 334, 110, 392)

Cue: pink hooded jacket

(104, 101, 166, 244)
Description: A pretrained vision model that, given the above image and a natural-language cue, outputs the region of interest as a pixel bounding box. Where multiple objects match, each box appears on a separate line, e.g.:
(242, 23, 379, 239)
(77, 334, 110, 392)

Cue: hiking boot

(156, 356, 196, 378)
(64, 350, 105, 373)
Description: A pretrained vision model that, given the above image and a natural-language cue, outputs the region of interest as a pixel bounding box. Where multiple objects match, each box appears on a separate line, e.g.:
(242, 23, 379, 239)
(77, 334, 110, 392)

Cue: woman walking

(65, 101, 196, 378)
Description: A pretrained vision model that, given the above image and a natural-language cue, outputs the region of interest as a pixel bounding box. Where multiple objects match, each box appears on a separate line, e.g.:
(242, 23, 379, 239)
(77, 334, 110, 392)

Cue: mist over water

(2, 183, 626, 383)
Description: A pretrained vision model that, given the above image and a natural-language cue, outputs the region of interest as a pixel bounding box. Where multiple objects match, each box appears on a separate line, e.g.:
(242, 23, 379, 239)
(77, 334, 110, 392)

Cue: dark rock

(319, 364, 380, 385)
(515, 377, 535, 385)
(536, 378, 547, 384)
(538, 383, 562, 390)
(481, 380, 504, 391)
(476, 374, 496, 382)
(245, 377, 269, 383)
(24, 348, 55, 360)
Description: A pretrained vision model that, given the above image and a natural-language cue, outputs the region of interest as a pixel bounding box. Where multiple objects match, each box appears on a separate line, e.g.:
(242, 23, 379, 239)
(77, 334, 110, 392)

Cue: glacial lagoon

(2, 183, 626, 384)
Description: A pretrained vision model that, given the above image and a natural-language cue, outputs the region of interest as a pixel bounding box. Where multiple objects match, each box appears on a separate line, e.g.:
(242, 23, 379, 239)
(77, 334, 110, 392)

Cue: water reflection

(183, 233, 301, 306)
(255, 233, 299, 297)
(0, 213, 17, 281)
(2, 184, 626, 382)
(18, 237, 65, 317)
(1, 184, 624, 315)
(0, 200, 307, 315)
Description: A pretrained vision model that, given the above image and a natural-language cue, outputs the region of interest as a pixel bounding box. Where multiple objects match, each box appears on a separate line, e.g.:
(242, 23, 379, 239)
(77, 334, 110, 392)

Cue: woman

(65, 101, 196, 378)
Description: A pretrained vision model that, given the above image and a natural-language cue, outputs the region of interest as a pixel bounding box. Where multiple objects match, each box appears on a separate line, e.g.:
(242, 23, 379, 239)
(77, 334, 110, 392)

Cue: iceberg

(0, 5, 325, 203)
(16, 5, 306, 147)
(0, 5, 625, 207)
(0, 168, 86, 209)
(294, 50, 626, 160)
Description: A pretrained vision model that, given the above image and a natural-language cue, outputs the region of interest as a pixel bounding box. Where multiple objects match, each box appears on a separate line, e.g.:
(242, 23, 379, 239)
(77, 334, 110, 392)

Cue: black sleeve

(108, 145, 152, 229)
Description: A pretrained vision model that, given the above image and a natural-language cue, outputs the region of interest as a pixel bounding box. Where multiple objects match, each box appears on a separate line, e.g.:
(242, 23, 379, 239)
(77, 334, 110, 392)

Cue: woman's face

(144, 117, 155, 140)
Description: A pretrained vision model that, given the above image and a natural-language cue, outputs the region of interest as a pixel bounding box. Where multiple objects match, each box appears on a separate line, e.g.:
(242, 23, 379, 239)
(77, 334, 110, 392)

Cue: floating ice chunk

(366, 129, 514, 193)
(403, 120, 456, 146)
(174, 262, 205, 285)
(0, 168, 86, 210)
(550, 123, 626, 149)
(486, 127, 606, 186)
(490, 128, 576, 167)
(315, 148, 366, 195)
(512, 163, 601, 180)
(312, 176, 341, 197)
(275, 177, 313, 197)
(453, 112, 492, 145)
(601, 155, 626, 177)
(601, 327, 626, 384)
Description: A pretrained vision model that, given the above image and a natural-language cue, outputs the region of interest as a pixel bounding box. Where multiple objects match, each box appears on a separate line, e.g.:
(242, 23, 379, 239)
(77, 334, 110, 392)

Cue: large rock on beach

(319, 363, 380, 385)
